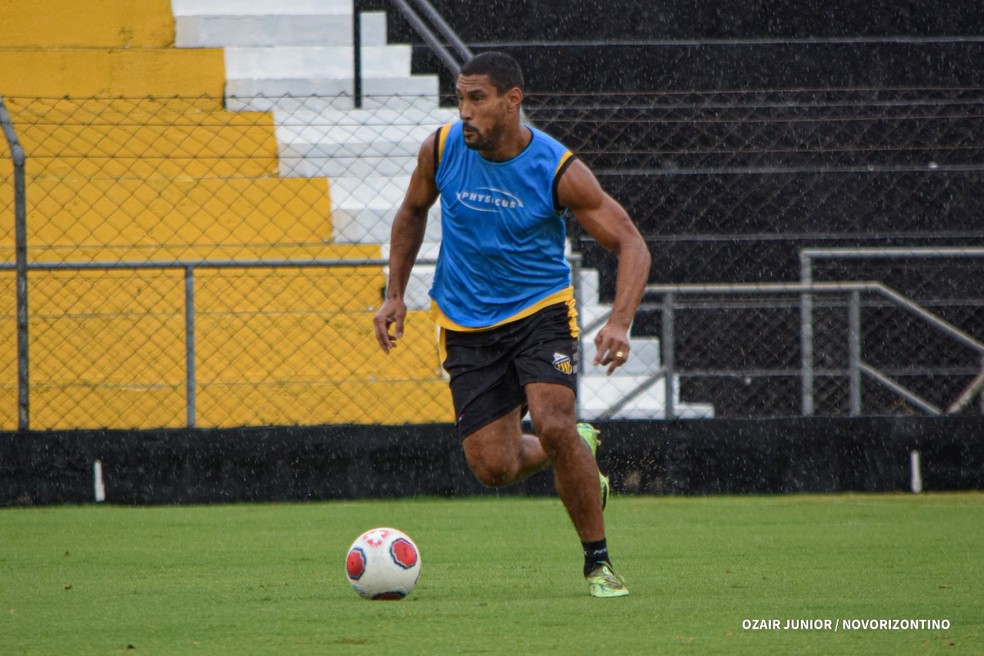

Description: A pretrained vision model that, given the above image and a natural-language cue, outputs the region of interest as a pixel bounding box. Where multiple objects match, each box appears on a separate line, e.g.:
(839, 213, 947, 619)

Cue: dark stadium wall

(368, 0, 984, 93)
(2, 418, 982, 505)
(376, 0, 984, 42)
(412, 42, 984, 95)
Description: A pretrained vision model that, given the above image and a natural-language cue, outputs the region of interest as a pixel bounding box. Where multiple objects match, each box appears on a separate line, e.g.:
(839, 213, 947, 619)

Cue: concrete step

(280, 152, 418, 179)
(276, 122, 440, 159)
(226, 76, 439, 105)
(224, 45, 413, 80)
(329, 175, 442, 237)
(172, 4, 444, 106)
(575, 269, 610, 328)
(176, 14, 351, 48)
(174, 10, 396, 49)
(330, 175, 442, 308)
(222, 39, 440, 101)
(18, 116, 280, 179)
(332, 175, 412, 207)
(173, 0, 353, 47)
(0, 48, 225, 97)
(172, 2, 390, 48)
(579, 338, 662, 376)
(227, 93, 448, 114)
(172, 0, 352, 15)
(0, 0, 175, 48)
(330, 202, 441, 245)
(28, 176, 335, 256)
(276, 106, 455, 177)
(381, 242, 442, 311)
(361, 76, 441, 99)
(277, 106, 457, 128)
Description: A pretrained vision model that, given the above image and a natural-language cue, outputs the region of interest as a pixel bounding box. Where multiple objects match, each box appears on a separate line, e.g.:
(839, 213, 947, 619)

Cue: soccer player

(373, 51, 650, 597)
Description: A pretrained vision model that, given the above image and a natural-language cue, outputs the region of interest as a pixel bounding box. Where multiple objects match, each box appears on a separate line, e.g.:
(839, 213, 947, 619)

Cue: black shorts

(441, 302, 579, 439)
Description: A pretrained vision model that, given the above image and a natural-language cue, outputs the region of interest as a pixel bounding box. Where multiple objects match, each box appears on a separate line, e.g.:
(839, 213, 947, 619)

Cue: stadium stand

(0, 0, 450, 428)
(3, 0, 981, 427)
(166, 0, 707, 419)
(382, 0, 984, 281)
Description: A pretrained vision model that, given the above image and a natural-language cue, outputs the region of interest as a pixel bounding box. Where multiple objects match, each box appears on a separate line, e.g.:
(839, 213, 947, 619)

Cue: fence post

(184, 266, 197, 428)
(800, 252, 814, 416)
(662, 292, 675, 420)
(0, 96, 29, 430)
(353, 0, 363, 109)
(848, 290, 861, 416)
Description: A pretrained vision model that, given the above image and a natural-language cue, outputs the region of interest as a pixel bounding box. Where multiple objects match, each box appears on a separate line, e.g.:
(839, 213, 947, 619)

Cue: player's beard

(462, 120, 505, 153)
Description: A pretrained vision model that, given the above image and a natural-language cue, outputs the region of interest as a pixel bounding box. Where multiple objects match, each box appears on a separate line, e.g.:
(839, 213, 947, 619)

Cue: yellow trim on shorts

(438, 324, 448, 367)
(430, 287, 580, 338)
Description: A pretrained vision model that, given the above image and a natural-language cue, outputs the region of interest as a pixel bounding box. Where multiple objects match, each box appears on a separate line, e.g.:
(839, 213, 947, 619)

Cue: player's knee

(463, 441, 517, 487)
(467, 457, 515, 487)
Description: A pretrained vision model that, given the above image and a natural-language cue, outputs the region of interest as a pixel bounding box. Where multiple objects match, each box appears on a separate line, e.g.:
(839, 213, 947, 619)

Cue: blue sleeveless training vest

(429, 121, 576, 330)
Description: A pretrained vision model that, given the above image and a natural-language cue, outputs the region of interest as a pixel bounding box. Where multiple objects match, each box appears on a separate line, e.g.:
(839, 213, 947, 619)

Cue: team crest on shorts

(552, 352, 575, 375)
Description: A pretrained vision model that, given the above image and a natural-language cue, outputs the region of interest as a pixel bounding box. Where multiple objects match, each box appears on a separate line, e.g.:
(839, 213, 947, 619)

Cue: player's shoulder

(420, 121, 458, 170)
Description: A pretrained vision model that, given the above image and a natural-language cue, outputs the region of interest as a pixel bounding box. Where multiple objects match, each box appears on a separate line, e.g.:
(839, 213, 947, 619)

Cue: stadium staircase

(169, 0, 702, 419)
(0, 0, 452, 429)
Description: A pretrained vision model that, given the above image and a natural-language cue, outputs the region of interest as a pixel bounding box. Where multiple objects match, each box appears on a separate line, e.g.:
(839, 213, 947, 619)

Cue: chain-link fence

(528, 88, 984, 419)
(0, 95, 453, 431)
(2, 90, 983, 430)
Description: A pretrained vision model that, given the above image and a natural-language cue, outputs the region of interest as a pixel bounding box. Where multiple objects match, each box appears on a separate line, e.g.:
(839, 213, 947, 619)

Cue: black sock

(582, 538, 611, 577)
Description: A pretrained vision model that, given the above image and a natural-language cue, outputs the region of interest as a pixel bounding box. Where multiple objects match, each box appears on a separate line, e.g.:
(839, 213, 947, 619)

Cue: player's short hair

(459, 51, 524, 95)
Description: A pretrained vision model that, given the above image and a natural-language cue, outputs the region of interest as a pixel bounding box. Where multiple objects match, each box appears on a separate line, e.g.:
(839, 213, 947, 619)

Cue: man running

(373, 51, 651, 597)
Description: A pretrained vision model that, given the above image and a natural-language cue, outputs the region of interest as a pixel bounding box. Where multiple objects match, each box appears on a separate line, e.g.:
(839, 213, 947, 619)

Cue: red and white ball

(345, 527, 421, 600)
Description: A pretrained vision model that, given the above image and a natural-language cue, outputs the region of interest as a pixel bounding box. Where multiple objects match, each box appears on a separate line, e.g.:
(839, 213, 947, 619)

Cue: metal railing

(800, 247, 984, 414)
(0, 257, 446, 430)
(388, 0, 473, 76)
(352, 0, 473, 107)
(583, 280, 984, 419)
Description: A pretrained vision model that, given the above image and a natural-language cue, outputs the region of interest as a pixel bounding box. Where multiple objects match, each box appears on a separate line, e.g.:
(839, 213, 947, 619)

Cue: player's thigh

(525, 382, 577, 442)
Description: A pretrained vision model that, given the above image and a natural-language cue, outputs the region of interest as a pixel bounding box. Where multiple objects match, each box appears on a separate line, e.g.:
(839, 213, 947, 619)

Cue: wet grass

(1, 493, 981, 655)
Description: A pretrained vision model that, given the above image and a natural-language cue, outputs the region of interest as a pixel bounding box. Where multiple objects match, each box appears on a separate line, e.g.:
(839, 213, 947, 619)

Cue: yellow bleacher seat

(0, 1, 452, 429)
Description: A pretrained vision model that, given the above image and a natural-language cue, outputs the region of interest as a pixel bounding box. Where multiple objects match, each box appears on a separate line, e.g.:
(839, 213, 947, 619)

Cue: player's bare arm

(373, 133, 440, 353)
(557, 159, 652, 375)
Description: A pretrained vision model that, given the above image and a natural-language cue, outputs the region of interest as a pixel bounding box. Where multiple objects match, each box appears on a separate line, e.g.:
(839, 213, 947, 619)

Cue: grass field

(2, 493, 981, 655)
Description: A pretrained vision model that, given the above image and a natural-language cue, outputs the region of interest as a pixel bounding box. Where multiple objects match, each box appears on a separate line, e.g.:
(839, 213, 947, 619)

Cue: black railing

(353, 0, 472, 108)
(0, 96, 28, 431)
(388, 0, 473, 76)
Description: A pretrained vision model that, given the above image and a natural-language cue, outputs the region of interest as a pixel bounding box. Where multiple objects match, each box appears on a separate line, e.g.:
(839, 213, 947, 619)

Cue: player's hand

(593, 322, 631, 376)
(373, 298, 407, 354)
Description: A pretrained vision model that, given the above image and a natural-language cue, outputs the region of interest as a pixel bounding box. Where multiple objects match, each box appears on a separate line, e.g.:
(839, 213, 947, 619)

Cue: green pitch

(2, 493, 981, 655)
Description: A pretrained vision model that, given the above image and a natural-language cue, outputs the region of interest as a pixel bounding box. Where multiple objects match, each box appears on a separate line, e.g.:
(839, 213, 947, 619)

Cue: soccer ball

(345, 527, 421, 600)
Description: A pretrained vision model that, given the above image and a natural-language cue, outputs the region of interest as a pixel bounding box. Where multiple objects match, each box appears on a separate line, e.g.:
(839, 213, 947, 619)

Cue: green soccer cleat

(577, 422, 611, 510)
(586, 562, 629, 598)
(576, 422, 602, 456)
